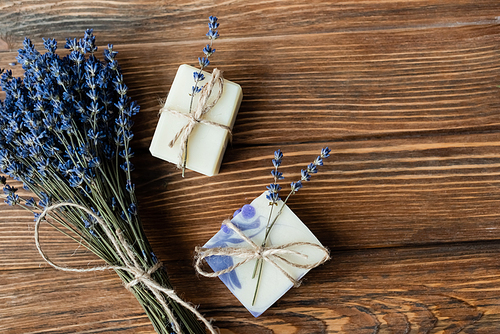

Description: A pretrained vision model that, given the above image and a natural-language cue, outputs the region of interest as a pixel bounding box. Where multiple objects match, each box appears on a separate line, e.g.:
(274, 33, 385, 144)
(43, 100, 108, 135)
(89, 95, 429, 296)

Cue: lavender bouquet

(0, 30, 209, 334)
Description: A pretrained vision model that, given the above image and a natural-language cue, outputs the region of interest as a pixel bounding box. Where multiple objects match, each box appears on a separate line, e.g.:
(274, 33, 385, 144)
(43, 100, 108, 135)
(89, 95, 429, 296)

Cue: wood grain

(5, 133, 500, 268)
(2, 23, 500, 144)
(0, 0, 499, 48)
(3, 242, 500, 333)
(2, 0, 500, 333)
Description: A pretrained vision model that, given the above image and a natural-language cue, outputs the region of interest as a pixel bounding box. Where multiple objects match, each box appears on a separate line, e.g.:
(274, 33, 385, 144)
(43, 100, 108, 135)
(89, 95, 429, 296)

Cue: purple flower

(306, 163, 317, 174)
(266, 183, 282, 194)
(198, 57, 210, 68)
(291, 181, 303, 193)
(301, 169, 311, 181)
(5, 193, 20, 206)
(321, 147, 331, 159)
(271, 169, 284, 180)
(3, 184, 17, 195)
(193, 72, 205, 81)
(203, 44, 215, 57)
(272, 149, 283, 168)
(266, 191, 280, 204)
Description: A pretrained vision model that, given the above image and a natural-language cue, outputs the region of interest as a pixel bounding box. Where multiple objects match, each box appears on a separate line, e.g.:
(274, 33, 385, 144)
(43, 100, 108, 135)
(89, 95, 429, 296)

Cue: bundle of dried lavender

(0, 29, 210, 334)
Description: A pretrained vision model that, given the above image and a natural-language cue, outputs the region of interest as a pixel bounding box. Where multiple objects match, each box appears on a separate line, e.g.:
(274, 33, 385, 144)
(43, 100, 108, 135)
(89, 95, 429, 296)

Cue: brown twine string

(35, 202, 217, 334)
(194, 219, 330, 287)
(159, 68, 232, 169)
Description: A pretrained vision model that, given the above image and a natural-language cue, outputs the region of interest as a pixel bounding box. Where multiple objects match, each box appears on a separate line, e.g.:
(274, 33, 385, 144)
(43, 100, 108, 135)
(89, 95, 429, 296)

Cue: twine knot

(35, 202, 217, 334)
(159, 68, 231, 169)
(124, 260, 163, 291)
(194, 219, 330, 288)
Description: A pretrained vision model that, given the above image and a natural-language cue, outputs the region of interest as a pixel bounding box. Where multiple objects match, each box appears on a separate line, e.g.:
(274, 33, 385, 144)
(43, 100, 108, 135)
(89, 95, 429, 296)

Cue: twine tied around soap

(159, 68, 232, 169)
(194, 219, 330, 287)
(35, 202, 217, 334)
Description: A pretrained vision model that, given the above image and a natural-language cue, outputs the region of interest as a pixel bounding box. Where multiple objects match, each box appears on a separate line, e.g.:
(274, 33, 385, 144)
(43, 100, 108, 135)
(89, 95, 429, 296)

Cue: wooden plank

(3, 133, 500, 269)
(2, 243, 500, 333)
(0, 0, 499, 50)
(127, 24, 500, 145)
(0, 268, 153, 333)
(137, 131, 500, 252)
(1, 25, 500, 145)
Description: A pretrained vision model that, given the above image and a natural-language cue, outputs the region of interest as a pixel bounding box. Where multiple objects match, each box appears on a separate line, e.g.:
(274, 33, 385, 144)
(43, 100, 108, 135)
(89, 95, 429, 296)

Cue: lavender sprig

(251, 149, 283, 303)
(251, 147, 331, 305)
(181, 16, 220, 177)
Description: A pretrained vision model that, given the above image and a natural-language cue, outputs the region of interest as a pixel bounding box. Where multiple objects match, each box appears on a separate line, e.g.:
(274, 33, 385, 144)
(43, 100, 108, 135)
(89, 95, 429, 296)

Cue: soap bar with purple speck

(202, 191, 326, 317)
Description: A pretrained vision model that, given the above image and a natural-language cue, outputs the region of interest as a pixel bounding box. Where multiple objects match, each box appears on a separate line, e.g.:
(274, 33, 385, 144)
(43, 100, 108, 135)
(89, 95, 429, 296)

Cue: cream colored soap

(150, 64, 242, 176)
(203, 191, 327, 317)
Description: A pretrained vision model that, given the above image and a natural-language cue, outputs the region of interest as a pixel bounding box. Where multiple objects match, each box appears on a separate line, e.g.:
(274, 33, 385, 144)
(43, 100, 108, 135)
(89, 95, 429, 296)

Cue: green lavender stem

(251, 191, 293, 306)
(181, 35, 216, 177)
(250, 201, 275, 305)
(181, 70, 202, 177)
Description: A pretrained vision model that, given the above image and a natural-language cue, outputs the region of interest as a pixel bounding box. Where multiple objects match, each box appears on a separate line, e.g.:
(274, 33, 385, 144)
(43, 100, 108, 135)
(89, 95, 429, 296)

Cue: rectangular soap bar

(150, 64, 242, 176)
(203, 191, 327, 317)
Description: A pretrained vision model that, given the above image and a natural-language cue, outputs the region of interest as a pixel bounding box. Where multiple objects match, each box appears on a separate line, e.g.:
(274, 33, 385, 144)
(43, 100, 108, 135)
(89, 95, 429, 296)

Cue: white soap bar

(203, 191, 327, 317)
(150, 64, 242, 176)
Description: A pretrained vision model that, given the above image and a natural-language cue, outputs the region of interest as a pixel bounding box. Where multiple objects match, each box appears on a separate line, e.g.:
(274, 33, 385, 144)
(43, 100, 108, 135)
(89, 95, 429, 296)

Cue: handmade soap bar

(150, 64, 242, 176)
(202, 191, 327, 317)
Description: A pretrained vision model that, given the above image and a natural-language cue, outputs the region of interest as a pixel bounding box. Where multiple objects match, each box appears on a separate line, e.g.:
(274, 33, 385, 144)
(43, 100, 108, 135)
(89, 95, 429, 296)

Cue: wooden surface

(2, 1, 500, 333)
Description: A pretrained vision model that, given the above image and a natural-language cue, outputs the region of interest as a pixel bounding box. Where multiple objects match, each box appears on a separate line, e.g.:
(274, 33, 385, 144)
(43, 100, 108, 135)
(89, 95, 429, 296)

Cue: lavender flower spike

(293, 146, 331, 191)
(182, 16, 221, 176)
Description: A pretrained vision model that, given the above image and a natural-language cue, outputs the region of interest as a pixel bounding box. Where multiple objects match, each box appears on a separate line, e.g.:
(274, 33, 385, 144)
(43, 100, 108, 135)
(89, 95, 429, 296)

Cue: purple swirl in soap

(240, 204, 256, 219)
(205, 204, 264, 291)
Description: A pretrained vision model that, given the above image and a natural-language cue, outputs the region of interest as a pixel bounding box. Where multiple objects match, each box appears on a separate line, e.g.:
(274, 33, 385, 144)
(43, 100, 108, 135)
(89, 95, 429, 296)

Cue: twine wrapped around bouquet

(35, 203, 217, 334)
(159, 68, 232, 168)
(194, 219, 330, 287)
